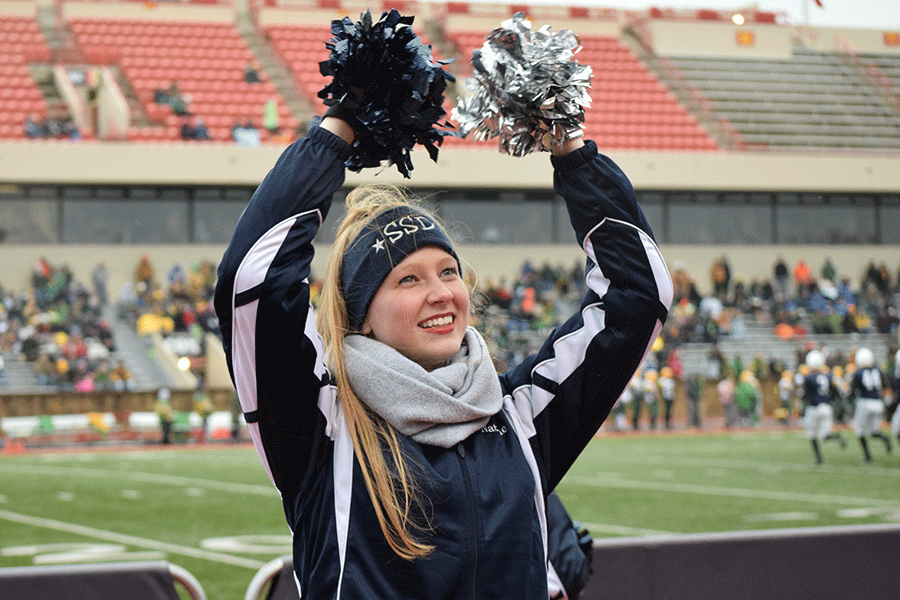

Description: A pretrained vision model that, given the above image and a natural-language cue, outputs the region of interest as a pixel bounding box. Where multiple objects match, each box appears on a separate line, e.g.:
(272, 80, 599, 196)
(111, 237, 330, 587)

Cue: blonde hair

(317, 184, 444, 560)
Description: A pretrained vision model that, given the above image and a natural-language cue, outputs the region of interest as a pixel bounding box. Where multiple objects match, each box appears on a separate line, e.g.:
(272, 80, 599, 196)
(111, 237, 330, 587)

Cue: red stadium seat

(63, 15, 296, 144)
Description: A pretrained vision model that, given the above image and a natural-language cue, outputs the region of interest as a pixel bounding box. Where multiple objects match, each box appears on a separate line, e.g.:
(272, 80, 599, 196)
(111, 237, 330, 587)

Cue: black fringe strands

(319, 9, 458, 178)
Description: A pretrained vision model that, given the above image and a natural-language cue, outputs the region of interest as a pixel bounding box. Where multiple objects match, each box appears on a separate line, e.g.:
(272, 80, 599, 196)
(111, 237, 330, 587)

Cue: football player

(802, 350, 846, 464)
(851, 347, 892, 462)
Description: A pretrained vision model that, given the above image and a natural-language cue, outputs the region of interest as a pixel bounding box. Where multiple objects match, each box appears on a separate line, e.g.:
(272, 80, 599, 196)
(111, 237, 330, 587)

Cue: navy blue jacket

(214, 125, 672, 599)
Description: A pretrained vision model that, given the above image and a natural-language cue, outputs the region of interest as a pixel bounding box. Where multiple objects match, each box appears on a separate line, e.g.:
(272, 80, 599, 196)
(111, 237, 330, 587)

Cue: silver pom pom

(452, 12, 592, 156)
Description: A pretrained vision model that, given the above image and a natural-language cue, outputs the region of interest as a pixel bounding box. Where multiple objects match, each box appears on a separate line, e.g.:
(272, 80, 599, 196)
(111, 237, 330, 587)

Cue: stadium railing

(244, 556, 296, 600)
(0, 560, 206, 600)
(246, 523, 900, 600)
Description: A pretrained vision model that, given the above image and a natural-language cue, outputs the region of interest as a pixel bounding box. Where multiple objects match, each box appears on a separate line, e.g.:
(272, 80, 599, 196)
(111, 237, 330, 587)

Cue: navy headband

(341, 206, 460, 332)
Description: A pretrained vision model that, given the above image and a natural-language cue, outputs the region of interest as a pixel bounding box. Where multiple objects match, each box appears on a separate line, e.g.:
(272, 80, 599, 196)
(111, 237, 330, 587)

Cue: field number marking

(0, 509, 265, 569)
(2, 543, 165, 564)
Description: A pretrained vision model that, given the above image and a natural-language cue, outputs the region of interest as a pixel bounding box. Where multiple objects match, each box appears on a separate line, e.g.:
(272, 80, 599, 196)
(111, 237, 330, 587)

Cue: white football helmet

(855, 347, 874, 369)
(806, 350, 825, 370)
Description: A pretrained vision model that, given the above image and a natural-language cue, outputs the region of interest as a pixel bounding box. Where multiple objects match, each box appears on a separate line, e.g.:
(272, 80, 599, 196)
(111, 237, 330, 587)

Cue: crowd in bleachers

(24, 107, 82, 140)
(0, 253, 222, 391)
(118, 254, 220, 340)
(664, 255, 900, 348)
(4, 250, 899, 403)
(465, 253, 900, 431)
(0, 258, 124, 391)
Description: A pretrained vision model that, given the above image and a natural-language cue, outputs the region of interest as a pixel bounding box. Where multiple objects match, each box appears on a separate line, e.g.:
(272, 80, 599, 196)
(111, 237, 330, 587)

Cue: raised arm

(502, 140, 673, 490)
(213, 123, 350, 494)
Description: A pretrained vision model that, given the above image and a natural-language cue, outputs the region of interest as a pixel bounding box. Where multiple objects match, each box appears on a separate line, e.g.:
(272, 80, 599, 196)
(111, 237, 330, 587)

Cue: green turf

(1, 428, 898, 599)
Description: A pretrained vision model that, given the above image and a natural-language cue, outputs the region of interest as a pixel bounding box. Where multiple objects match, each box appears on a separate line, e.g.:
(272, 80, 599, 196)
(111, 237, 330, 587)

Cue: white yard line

(566, 474, 900, 507)
(0, 509, 265, 570)
(581, 451, 900, 477)
(0, 464, 277, 496)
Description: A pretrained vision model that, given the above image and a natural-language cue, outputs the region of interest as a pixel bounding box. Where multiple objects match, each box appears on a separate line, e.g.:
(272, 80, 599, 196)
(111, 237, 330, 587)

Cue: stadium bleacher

(0, 13, 51, 139)
(264, 23, 332, 104)
(0, 0, 894, 151)
(664, 48, 900, 150)
(68, 17, 297, 142)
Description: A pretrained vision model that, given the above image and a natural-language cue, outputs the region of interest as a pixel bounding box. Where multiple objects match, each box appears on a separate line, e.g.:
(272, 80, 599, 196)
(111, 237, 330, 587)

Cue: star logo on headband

(371, 238, 385, 253)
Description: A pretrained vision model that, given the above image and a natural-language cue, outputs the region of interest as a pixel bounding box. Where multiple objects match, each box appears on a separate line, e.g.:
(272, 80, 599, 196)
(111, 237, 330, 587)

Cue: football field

(1, 426, 898, 599)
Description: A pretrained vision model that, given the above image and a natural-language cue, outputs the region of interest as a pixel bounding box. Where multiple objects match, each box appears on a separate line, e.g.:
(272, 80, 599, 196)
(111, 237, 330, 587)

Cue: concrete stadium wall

(802, 25, 900, 56)
(1, 141, 899, 192)
(644, 20, 795, 59)
(644, 20, 900, 58)
(59, 0, 235, 24)
(0, 0, 34, 17)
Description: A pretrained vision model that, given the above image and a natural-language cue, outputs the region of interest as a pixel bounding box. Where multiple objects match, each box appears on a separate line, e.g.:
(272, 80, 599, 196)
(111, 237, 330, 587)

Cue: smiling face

(362, 246, 470, 371)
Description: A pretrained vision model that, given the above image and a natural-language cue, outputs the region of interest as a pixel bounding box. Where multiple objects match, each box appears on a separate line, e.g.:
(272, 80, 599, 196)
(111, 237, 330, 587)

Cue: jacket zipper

(456, 443, 478, 600)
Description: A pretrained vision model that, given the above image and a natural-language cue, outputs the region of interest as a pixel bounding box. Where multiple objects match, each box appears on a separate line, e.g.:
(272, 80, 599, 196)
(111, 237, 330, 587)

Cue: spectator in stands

(232, 120, 260, 147)
(155, 81, 190, 116)
(55, 357, 72, 389)
(24, 114, 44, 138)
(704, 346, 724, 383)
(34, 353, 54, 386)
(167, 261, 187, 289)
(659, 366, 677, 429)
(821, 258, 837, 283)
(212, 88, 670, 597)
(192, 117, 210, 141)
(135, 254, 155, 288)
(685, 374, 703, 428)
(263, 96, 280, 136)
(244, 61, 262, 84)
(794, 258, 813, 298)
(32, 257, 51, 290)
(671, 260, 701, 305)
(718, 373, 737, 428)
(154, 84, 171, 105)
(710, 255, 730, 301)
(172, 92, 190, 117)
(180, 116, 209, 140)
(876, 263, 891, 297)
(91, 263, 108, 306)
(735, 370, 761, 425)
(38, 106, 81, 141)
(773, 256, 789, 300)
(109, 359, 134, 393)
(193, 377, 213, 443)
(154, 387, 174, 444)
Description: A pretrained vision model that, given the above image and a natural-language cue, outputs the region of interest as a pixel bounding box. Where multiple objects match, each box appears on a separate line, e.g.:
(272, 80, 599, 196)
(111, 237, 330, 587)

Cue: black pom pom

(318, 9, 459, 178)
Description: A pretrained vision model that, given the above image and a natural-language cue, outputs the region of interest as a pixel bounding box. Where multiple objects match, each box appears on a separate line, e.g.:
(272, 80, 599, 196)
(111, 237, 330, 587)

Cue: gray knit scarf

(343, 327, 504, 448)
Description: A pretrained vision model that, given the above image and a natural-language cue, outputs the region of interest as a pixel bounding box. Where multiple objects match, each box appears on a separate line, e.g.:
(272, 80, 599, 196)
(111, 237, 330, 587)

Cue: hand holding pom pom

(319, 9, 459, 178)
(452, 13, 592, 156)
